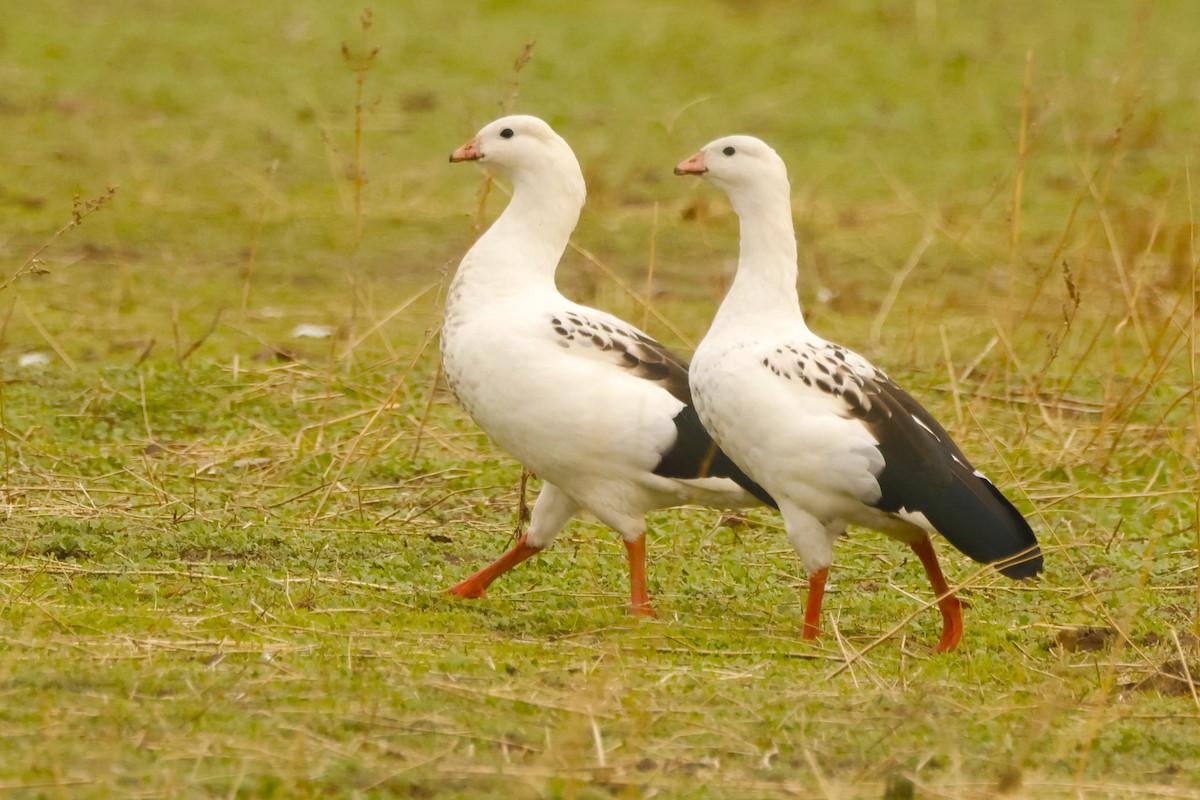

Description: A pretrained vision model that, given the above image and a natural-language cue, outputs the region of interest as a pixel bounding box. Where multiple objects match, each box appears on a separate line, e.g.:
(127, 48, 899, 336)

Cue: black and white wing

(764, 341, 1042, 577)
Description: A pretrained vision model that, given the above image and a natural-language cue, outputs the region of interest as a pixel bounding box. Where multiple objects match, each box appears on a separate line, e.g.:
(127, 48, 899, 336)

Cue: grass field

(1, 1, 1199, 797)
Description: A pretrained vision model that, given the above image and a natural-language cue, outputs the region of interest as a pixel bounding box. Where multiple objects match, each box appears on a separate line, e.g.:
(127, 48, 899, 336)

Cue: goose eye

(500, 128, 514, 139)
(722, 146, 736, 156)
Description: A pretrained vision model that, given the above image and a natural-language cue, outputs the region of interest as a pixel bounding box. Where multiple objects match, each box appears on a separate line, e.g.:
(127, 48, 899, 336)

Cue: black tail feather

(859, 376, 1043, 580)
(916, 469, 1043, 578)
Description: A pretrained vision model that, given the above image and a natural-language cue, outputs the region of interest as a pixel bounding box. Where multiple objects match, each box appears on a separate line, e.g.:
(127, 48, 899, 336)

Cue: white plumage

(442, 116, 767, 614)
(676, 136, 1042, 651)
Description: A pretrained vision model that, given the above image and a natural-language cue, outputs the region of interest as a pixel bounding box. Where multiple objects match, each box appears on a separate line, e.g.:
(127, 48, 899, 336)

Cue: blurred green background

(3, 0, 1196, 357)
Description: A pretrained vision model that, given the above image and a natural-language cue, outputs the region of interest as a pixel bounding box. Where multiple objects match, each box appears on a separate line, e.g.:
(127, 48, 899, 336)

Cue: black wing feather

(856, 377, 1043, 578)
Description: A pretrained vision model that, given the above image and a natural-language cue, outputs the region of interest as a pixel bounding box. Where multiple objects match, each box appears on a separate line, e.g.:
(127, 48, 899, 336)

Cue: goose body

(443, 116, 768, 614)
(676, 136, 1042, 650)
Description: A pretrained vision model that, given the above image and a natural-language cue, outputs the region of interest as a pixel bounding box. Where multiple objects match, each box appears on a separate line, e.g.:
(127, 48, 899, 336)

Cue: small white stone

(17, 352, 51, 368)
(291, 323, 335, 339)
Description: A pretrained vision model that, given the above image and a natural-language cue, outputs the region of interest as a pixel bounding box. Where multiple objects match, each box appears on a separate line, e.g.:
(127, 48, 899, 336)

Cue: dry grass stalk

(1, 187, 118, 293)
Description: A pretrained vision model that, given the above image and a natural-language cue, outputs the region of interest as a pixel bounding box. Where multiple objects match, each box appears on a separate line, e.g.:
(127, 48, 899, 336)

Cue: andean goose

(675, 135, 1042, 651)
(442, 116, 771, 615)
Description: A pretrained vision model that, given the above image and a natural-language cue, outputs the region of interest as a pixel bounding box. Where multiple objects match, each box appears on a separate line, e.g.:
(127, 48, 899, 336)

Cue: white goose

(675, 136, 1042, 651)
(442, 116, 770, 615)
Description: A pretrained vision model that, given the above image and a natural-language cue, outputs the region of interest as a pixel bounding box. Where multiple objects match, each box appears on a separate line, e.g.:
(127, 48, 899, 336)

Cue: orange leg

(802, 567, 829, 640)
(623, 534, 657, 617)
(909, 536, 964, 653)
(447, 533, 542, 599)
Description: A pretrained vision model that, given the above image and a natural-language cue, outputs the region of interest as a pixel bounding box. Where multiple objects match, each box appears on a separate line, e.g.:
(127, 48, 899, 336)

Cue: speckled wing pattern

(761, 341, 881, 415)
(762, 340, 1042, 578)
(549, 311, 775, 507)
(549, 311, 691, 402)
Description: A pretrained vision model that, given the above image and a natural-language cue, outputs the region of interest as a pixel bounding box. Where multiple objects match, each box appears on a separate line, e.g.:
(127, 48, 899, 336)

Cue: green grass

(1, 0, 1198, 797)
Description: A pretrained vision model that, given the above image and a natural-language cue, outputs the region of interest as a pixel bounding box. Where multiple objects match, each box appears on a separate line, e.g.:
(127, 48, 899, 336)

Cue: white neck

(711, 179, 808, 332)
(450, 154, 586, 302)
